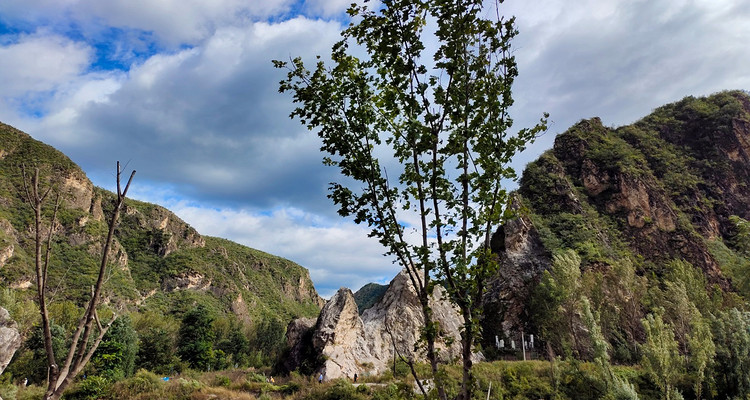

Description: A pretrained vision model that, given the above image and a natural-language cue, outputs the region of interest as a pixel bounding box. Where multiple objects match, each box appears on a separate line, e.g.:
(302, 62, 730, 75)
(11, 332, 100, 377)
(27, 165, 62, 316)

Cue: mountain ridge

(0, 121, 323, 327)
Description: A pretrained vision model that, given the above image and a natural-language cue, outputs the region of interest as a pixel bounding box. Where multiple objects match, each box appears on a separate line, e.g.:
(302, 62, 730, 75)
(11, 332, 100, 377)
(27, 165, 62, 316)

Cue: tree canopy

(276, 0, 546, 398)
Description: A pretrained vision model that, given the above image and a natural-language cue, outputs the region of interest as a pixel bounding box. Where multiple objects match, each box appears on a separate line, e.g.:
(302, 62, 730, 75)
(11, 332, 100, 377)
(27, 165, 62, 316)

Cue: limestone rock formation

(288, 268, 469, 380)
(313, 288, 373, 380)
(0, 307, 22, 376)
(361, 269, 464, 370)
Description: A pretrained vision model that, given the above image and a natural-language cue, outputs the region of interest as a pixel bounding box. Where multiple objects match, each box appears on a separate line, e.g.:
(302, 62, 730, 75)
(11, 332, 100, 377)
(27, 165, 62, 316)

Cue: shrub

(16, 385, 46, 400)
(66, 375, 110, 400)
(213, 374, 232, 387)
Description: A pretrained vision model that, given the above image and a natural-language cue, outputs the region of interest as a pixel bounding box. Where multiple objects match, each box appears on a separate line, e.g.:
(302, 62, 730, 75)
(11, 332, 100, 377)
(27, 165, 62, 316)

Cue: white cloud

(2, 0, 750, 296)
(1, 0, 298, 47)
(138, 191, 398, 298)
(0, 33, 91, 96)
(10, 17, 344, 213)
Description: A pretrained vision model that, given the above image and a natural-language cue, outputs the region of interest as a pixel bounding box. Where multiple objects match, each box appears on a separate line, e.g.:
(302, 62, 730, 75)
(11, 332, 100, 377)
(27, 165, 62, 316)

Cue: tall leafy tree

(641, 313, 683, 400)
(712, 308, 750, 399)
(92, 314, 138, 380)
(533, 249, 585, 357)
(177, 305, 215, 371)
(134, 311, 179, 374)
(275, 0, 546, 398)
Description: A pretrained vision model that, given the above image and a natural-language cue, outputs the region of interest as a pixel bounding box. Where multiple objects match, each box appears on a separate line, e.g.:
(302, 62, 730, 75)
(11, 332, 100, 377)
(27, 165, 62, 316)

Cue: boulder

(0, 307, 22, 376)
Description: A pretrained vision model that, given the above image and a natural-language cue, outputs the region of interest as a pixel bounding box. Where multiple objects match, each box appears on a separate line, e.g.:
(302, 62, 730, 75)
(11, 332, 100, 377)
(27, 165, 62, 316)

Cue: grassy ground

(0, 359, 654, 400)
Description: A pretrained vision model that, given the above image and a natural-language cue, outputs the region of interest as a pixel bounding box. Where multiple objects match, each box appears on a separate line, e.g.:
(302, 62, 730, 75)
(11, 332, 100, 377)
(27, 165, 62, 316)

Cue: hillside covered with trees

(0, 121, 323, 391)
(482, 90, 750, 400)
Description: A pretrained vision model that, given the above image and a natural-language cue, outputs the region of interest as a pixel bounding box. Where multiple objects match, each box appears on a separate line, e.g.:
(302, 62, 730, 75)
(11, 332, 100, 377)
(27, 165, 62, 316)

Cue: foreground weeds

(0, 361, 657, 400)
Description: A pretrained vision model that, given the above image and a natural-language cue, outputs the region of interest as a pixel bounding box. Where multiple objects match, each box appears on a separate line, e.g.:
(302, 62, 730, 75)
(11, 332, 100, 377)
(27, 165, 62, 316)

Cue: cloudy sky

(1, 0, 748, 298)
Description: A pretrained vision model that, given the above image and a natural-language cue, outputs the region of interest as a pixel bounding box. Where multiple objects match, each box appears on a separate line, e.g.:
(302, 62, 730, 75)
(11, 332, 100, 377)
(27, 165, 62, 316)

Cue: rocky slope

(483, 90, 750, 357)
(0, 122, 323, 331)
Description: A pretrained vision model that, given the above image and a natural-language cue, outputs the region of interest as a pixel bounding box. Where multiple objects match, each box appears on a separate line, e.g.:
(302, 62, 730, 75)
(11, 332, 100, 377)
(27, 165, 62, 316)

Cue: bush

(0, 377, 18, 400)
(213, 374, 232, 387)
(112, 369, 163, 397)
(280, 381, 301, 394)
(303, 379, 368, 400)
(66, 375, 110, 400)
(370, 383, 412, 400)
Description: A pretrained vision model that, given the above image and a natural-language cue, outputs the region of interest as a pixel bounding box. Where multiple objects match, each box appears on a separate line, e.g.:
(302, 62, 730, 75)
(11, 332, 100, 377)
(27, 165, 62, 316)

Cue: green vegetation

(276, 0, 547, 397)
(519, 91, 750, 400)
(0, 122, 322, 398)
(353, 283, 388, 314)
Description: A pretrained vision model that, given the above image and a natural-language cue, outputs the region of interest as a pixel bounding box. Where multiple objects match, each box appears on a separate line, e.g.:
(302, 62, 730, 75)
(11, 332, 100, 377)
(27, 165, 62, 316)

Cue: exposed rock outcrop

(482, 205, 552, 343)
(312, 288, 373, 379)
(282, 317, 317, 373)
(0, 307, 22, 376)
(163, 271, 212, 291)
(288, 268, 470, 380)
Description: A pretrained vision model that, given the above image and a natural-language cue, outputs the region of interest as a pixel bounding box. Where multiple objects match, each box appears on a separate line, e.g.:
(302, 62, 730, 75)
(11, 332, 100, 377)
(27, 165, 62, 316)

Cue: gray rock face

(292, 268, 469, 381)
(281, 317, 317, 373)
(481, 210, 551, 346)
(313, 288, 373, 380)
(0, 307, 22, 376)
(361, 269, 464, 369)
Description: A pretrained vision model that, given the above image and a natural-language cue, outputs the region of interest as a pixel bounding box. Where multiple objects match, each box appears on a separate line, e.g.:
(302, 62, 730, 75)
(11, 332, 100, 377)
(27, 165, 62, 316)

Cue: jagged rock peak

(287, 268, 473, 381)
(312, 288, 372, 380)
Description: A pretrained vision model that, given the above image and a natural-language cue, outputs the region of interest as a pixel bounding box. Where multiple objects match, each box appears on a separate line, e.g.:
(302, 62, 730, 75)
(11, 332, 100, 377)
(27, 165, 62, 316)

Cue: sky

(1, 0, 749, 298)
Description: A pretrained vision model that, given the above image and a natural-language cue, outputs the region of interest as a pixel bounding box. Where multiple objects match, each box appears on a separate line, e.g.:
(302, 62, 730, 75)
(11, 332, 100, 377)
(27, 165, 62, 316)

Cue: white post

(486, 381, 492, 400)
(522, 330, 527, 361)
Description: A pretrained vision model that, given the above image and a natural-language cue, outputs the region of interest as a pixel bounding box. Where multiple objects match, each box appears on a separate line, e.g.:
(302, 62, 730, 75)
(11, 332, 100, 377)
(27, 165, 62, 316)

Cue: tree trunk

(21, 163, 134, 400)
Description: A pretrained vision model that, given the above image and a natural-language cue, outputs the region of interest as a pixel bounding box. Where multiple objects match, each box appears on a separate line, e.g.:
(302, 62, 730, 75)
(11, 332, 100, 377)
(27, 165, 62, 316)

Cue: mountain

(483, 90, 750, 361)
(353, 282, 388, 314)
(0, 121, 323, 327)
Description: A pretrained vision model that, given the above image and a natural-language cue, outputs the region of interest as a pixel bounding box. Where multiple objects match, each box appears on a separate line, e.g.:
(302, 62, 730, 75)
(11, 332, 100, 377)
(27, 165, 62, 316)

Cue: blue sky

(1, 0, 749, 298)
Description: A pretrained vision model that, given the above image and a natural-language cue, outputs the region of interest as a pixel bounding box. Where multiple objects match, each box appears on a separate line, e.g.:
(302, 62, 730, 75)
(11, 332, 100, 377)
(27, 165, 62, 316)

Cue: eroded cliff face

(548, 116, 727, 286)
(482, 206, 551, 340)
(287, 268, 469, 380)
(486, 91, 750, 342)
(312, 288, 372, 379)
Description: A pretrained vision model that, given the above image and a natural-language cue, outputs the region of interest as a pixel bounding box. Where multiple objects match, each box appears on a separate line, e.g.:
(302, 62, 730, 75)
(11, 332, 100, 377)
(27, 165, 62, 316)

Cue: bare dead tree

(22, 162, 134, 400)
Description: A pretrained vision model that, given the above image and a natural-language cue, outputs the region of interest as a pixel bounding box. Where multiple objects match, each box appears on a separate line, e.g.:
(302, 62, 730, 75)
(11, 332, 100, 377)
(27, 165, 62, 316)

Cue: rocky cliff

(0, 307, 21, 377)
(482, 91, 750, 357)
